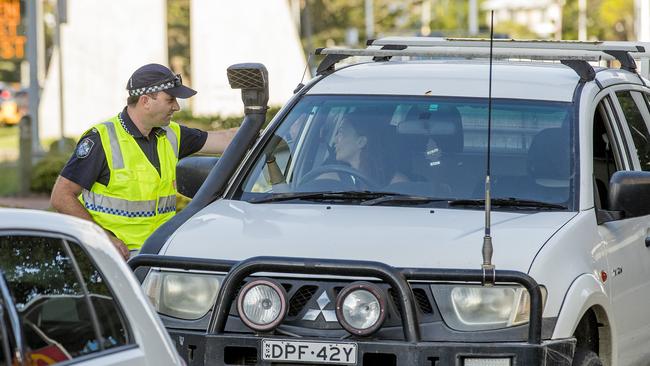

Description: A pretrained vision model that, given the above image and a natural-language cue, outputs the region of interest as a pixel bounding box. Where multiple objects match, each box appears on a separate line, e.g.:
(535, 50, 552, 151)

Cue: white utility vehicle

(134, 38, 650, 366)
(0, 208, 184, 366)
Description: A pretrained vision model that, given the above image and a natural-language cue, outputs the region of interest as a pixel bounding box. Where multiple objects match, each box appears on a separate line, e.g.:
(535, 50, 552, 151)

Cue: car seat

(393, 105, 465, 196)
(527, 127, 571, 203)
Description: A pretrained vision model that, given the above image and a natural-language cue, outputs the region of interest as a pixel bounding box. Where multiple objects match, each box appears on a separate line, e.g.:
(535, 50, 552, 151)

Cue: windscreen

(237, 95, 574, 207)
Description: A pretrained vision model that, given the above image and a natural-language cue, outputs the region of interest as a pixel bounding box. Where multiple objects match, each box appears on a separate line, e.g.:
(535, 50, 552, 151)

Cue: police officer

(51, 63, 237, 260)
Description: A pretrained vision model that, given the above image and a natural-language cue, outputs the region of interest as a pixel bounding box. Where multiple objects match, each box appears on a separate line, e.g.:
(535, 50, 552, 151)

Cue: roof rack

(315, 37, 650, 80)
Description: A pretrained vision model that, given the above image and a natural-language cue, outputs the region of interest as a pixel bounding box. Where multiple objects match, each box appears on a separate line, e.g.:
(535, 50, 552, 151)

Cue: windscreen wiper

(360, 194, 446, 206)
(250, 191, 393, 204)
(448, 197, 567, 210)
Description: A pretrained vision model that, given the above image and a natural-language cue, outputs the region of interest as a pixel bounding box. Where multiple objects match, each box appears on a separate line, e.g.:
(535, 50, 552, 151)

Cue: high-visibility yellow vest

(80, 115, 180, 250)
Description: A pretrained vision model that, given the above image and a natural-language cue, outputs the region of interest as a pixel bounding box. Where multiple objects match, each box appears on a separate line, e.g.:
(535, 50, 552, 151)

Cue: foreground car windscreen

(237, 95, 575, 209)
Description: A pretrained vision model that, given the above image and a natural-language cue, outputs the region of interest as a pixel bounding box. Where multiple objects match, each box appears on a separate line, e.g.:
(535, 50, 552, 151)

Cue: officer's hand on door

(107, 234, 130, 260)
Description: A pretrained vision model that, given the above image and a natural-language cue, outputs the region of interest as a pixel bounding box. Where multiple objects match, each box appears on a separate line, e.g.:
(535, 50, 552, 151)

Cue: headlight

(237, 279, 287, 332)
(431, 285, 547, 331)
(335, 282, 386, 336)
(142, 270, 222, 320)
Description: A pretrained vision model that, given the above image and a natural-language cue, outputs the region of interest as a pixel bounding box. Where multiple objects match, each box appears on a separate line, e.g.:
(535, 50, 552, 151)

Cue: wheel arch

(551, 274, 614, 365)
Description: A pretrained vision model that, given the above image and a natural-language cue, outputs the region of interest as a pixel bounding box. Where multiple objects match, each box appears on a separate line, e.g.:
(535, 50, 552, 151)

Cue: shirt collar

(120, 107, 165, 139)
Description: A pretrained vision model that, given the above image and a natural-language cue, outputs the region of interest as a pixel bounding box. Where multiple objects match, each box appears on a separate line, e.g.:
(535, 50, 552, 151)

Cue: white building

(190, 0, 307, 116)
(40, 0, 168, 139)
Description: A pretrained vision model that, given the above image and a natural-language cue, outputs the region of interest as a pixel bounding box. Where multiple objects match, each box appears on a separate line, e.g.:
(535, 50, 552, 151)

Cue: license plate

(261, 339, 357, 364)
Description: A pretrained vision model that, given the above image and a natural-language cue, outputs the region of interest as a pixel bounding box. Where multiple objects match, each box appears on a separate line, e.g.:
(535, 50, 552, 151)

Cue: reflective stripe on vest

(82, 190, 157, 217)
(162, 126, 179, 159)
(101, 121, 125, 169)
(157, 194, 177, 215)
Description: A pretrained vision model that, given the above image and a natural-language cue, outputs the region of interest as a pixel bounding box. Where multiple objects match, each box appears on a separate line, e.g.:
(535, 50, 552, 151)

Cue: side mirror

(609, 170, 650, 219)
(176, 156, 220, 198)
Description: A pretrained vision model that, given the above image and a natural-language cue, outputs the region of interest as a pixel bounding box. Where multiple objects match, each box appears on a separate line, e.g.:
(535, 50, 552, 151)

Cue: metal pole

(469, 0, 478, 35)
(421, 0, 432, 36)
(302, 0, 314, 75)
(26, 0, 43, 155)
(365, 0, 374, 39)
(578, 0, 587, 40)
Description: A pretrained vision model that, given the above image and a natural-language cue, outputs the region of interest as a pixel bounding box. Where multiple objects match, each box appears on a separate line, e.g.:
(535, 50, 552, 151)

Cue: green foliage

(304, 0, 487, 51)
(0, 161, 18, 196)
(562, 0, 635, 40)
(494, 21, 539, 39)
(30, 153, 68, 194)
(47, 137, 76, 155)
(25, 137, 75, 194)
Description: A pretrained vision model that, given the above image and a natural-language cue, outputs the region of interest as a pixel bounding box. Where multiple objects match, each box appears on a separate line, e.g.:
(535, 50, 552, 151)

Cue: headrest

(397, 105, 464, 153)
(528, 127, 570, 185)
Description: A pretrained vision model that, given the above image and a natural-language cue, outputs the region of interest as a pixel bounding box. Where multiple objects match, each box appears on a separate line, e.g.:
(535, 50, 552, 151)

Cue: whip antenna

(482, 10, 496, 286)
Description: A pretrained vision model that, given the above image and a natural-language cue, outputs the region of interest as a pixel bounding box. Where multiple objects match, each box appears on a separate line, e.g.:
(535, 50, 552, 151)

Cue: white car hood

(163, 200, 577, 273)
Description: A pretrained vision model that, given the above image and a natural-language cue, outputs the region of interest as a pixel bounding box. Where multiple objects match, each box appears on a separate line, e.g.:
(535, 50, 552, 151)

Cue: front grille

(388, 287, 433, 314)
(413, 288, 433, 314)
(288, 285, 318, 316)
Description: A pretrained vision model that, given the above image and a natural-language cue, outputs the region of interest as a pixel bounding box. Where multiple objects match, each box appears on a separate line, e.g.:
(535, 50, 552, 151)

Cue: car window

(0, 235, 132, 365)
(238, 95, 574, 207)
(593, 100, 624, 210)
(616, 91, 650, 171)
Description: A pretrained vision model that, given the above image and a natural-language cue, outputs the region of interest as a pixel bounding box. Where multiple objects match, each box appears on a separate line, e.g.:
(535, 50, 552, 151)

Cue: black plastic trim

(603, 50, 637, 72)
(171, 332, 574, 365)
(570, 82, 584, 212)
(316, 54, 350, 76)
(561, 60, 595, 82)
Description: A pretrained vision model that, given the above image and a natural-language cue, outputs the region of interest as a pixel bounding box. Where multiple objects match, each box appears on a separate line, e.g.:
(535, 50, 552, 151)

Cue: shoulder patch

(76, 137, 95, 159)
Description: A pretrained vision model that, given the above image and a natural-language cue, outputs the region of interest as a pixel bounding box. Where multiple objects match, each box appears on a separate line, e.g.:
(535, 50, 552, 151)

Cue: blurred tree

(562, 0, 635, 40)
(303, 0, 487, 51)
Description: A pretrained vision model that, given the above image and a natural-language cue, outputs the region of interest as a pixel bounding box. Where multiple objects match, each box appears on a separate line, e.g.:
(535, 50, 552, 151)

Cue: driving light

(431, 285, 547, 331)
(142, 270, 222, 320)
(335, 282, 386, 336)
(237, 279, 287, 332)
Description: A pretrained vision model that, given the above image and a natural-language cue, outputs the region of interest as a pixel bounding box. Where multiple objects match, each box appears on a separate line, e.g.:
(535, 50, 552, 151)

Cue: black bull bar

(128, 254, 543, 345)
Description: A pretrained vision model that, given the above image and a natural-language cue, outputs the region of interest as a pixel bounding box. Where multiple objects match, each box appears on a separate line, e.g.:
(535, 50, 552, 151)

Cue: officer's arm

(198, 128, 239, 154)
(50, 176, 93, 221)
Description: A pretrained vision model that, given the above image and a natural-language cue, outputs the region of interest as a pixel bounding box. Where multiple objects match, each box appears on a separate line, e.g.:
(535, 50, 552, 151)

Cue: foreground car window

(0, 235, 131, 364)
(239, 95, 574, 207)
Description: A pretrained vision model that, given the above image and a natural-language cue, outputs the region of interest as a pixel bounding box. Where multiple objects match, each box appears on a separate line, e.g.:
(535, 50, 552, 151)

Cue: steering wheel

(298, 164, 377, 190)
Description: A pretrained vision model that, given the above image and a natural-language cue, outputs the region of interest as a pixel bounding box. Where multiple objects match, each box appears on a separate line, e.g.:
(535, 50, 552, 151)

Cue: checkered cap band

(128, 74, 182, 97)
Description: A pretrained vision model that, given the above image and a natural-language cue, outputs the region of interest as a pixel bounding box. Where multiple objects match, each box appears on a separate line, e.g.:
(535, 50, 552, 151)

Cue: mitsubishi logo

(302, 290, 337, 322)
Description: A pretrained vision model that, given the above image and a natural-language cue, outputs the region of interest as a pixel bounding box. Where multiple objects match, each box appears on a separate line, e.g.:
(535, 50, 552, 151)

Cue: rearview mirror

(176, 156, 220, 198)
(609, 170, 650, 219)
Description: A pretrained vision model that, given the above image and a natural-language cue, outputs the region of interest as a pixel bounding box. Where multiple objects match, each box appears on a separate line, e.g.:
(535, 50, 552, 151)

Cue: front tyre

(572, 349, 602, 366)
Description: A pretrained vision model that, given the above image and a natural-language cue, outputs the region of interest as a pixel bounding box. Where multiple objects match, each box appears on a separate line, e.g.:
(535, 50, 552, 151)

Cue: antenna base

(482, 264, 496, 287)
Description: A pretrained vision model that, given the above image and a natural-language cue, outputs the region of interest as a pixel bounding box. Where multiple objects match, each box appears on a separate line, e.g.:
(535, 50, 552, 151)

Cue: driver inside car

(308, 111, 408, 190)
